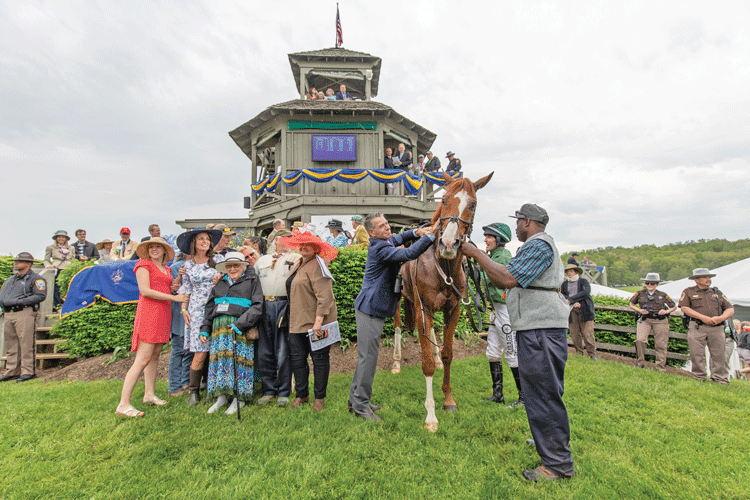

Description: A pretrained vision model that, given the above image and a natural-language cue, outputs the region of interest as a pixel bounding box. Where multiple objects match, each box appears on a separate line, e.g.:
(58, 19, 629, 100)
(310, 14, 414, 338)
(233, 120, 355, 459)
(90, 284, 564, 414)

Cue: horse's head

(431, 171, 494, 259)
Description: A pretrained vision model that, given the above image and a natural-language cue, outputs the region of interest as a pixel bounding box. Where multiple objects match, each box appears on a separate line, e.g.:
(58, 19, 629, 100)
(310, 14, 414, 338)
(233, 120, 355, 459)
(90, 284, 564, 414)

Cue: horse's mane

(430, 177, 477, 225)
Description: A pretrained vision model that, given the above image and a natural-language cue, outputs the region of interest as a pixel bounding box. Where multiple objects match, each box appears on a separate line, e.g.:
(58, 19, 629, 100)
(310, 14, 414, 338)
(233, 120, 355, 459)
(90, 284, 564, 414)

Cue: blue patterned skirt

(207, 315, 254, 401)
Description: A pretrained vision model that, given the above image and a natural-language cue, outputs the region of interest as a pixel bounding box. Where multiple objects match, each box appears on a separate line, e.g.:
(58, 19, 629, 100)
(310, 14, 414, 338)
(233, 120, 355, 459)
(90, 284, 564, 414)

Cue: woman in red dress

(115, 238, 188, 418)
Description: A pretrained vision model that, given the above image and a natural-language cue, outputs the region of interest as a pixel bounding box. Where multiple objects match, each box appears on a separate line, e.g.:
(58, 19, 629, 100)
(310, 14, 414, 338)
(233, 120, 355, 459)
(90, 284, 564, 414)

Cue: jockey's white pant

(486, 303, 518, 367)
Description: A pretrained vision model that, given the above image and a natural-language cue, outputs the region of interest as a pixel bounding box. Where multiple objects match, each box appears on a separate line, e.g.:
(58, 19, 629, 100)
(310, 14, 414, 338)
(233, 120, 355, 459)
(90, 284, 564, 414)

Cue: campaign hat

(640, 273, 663, 283)
(13, 252, 35, 262)
(689, 268, 716, 279)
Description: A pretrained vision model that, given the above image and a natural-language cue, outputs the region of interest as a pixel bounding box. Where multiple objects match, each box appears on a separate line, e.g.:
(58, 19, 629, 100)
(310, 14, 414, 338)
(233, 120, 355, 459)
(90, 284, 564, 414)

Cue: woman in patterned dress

(174, 228, 224, 406)
(115, 238, 187, 417)
(324, 219, 349, 248)
(200, 252, 263, 415)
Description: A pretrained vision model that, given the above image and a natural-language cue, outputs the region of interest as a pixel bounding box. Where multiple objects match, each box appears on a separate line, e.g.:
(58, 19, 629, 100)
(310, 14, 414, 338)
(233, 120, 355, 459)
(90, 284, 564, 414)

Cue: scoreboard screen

(311, 134, 356, 161)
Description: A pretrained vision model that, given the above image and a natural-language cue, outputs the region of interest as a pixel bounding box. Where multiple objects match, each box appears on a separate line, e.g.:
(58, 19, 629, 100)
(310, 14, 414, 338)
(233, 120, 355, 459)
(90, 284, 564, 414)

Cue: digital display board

(312, 134, 357, 161)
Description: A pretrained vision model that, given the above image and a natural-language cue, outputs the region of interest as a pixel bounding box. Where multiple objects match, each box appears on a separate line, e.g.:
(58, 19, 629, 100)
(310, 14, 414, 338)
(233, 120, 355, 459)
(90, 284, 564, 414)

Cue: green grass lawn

(615, 286, 642, 293)
(1, 355, 748, 499)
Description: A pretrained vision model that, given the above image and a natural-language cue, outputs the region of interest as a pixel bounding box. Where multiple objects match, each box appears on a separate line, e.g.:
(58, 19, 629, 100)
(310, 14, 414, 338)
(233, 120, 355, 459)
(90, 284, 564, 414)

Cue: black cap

(14, 252, 35, 262)
(509, 203, 549, 225)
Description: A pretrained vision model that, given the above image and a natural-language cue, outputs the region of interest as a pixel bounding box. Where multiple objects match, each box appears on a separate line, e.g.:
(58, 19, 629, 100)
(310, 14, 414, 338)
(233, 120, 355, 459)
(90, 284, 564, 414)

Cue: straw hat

(278, 232, 338, 262)
(96, 239, 115, 250)
(136, 237, 175, 262)
(176, 228, 223, 254)
(216, 251, 249, 273)
(563, 263, 583, 275)
(52, 230, 70, 241)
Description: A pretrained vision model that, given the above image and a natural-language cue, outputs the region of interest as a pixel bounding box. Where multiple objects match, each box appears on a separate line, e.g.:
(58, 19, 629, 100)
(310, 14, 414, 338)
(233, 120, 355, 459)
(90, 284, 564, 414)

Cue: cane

(230, 323, 242, 423)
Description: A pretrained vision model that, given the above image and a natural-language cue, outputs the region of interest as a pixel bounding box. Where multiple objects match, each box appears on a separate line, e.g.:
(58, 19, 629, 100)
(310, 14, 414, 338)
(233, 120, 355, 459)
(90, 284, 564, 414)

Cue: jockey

(479, 222, 523, 408)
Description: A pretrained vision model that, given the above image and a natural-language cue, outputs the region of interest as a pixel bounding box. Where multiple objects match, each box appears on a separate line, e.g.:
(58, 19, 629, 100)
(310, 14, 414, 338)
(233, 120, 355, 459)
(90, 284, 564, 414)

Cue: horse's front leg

(417, 309, 438, 432)
(431, 328, 444, 370)
(441, 303, 460, 412)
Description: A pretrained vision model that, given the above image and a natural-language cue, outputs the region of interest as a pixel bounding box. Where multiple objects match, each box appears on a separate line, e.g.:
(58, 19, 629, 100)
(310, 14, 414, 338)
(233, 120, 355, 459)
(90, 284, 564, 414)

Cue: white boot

(225, 398, 246, 415)
(207, 395, 228, 414)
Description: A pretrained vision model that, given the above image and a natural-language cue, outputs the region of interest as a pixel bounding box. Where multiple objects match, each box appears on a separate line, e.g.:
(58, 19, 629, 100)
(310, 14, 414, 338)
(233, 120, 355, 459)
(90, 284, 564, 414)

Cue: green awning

(288, 121, 377, 131)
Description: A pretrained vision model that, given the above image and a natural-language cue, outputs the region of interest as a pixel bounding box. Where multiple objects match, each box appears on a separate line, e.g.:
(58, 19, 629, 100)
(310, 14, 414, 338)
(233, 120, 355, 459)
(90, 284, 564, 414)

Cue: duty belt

(264, 296, 288, 302)
(4, 305, 28, 312)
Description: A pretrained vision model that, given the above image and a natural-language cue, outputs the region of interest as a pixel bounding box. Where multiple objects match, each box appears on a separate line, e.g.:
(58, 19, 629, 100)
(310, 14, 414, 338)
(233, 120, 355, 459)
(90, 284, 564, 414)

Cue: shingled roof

(288, 47, 382, 98)
(229, 99, 436, 158)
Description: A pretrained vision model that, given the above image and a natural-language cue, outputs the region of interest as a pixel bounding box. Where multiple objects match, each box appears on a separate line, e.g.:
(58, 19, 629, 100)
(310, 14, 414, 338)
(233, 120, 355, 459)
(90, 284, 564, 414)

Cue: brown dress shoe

(312, 399, 325, 412)
(290, 396, 309, 409)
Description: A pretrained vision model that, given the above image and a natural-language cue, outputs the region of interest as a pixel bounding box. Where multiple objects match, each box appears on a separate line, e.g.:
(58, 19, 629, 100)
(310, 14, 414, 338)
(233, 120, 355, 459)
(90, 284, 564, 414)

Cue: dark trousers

(53, 269, 63, 308)
(167, 333, 193, 393)
(517, 328, 575, 477)
(289, 332, 330, 399)
(258, 300, 292, 397)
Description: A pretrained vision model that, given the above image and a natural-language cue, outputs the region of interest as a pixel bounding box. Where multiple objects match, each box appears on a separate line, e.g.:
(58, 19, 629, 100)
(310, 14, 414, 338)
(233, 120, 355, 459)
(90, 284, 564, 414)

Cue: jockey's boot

(188, 368, 202, 407)
(481, 361, 505, 403)
(506, 366, 525, 409)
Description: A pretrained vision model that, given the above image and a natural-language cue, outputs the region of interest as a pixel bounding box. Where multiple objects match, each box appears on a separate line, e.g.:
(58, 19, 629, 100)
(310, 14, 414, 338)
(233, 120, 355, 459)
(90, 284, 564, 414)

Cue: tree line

(562, 238, 750, 286)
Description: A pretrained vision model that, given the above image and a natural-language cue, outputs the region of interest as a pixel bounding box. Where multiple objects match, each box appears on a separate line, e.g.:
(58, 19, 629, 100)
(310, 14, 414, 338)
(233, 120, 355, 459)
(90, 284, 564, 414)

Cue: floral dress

(178, 259, 220, 352)
(326, 233, 349, 248)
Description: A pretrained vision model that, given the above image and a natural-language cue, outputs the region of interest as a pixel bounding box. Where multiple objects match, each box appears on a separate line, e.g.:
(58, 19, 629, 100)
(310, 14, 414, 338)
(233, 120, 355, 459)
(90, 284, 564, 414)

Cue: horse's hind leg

(391, 325, 402, 374)
(431, 328, 444, 370)
(417, 310, 438, 432)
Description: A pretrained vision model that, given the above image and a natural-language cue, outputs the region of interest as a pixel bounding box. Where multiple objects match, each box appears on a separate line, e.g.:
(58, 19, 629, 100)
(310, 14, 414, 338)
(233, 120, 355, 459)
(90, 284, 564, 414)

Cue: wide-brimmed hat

(13, 252, 35, 262)
(213, 223, 236, 236)
(274, 229, 293, 239)
(136, 237, 175, 262)
(96, 239, 115, 250)
(689, 268, 716, 280)
(564, 263, 583, 275)
(176, 228, 223, 254)
(445, 151, 456, 158)
(278, 232, 338, 262)
(216, 252, 250, 273)
(640, 273, 663, 283)
(325, 219, 344, 231)
(52, 230, 70, 241)
(482, 223, 512, 243)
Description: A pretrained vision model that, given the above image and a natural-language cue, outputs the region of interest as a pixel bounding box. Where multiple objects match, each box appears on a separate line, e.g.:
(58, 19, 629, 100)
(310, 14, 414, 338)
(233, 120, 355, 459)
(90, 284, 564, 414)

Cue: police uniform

(0, 259, 47, 379)
(446, 158, 461, 173)
(678, 285, 732, 384)
(630, 288, 675, 371)
(254, 246, 301, 403)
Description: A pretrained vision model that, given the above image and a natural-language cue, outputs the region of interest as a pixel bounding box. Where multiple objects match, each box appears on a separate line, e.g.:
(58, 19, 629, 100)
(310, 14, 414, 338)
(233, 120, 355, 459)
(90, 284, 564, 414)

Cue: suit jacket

(355, 230, 434, 318)
(425, 156, 441, 172)
(72, 240, 100, 261)
(44, 244, 74, 270)
(395, 151, 412, 171)
(335, 91, 354, 100)
(111, 239, 139, 261)
(561, 278, 595, 322)
(384, 156, 394, 169)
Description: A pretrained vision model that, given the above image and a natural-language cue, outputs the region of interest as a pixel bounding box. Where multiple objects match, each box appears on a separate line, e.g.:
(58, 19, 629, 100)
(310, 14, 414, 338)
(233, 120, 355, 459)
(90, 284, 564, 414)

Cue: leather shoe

(522, 466, 564, 482)
(16, 374, 36, 383)
(290, 396, 309, 409)
(0, 375, 19, 382)
(348, 401, 381, 413)
(352, 407, 383, 421)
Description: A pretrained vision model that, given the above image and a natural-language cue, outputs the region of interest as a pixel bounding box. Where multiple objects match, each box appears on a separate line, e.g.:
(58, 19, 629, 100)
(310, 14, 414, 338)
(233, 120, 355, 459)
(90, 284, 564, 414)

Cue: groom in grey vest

(462, 203, 574, 482)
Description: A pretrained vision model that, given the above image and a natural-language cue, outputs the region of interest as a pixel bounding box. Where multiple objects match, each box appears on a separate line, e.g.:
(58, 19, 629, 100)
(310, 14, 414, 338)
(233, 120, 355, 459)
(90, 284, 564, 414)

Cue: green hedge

(54, 301, 137, 358)
(592, 295, 688, 366)
(0, 256, 44, 287)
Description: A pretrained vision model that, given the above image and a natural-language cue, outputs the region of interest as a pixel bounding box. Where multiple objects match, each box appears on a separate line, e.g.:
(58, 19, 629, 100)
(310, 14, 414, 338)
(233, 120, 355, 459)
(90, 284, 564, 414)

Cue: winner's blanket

(61, 260, 139, 318)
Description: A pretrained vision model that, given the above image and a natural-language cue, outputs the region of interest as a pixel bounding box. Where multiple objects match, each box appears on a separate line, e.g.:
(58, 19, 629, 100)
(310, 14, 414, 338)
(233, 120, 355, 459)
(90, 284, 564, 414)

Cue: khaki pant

(687, 323, 728, 385)
(635, 318, 670, 371)
(3, 308, 38, 376)
(569, 309, 596, 356)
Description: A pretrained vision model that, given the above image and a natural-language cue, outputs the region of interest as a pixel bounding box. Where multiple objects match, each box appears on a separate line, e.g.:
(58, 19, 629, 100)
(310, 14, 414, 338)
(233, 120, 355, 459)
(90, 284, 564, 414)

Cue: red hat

(279, 232, 338, 262)
(120, 227, 131, 234)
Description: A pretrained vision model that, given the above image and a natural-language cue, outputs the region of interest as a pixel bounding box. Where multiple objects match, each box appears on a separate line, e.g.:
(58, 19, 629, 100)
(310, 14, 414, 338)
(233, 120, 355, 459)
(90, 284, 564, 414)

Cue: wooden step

(36, 339, 66, 346)
(36, 353, 69, 360)
(37, 326, 53, 333)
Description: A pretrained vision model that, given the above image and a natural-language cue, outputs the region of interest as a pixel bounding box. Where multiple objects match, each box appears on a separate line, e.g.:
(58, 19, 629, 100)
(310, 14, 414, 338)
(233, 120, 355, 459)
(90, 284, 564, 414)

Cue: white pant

(486, 303, 518, 367)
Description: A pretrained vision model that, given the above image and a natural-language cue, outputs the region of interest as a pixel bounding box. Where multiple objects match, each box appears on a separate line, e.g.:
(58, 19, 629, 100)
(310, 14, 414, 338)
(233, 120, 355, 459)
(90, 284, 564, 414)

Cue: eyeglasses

(224, 263, 242, 270)
(645, 282, 657, 285)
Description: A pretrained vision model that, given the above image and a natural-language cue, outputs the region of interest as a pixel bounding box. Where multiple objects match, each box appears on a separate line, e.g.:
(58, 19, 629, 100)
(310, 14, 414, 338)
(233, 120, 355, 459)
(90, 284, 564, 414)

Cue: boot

(481, 362, 505, 403)
(188, 368, 202, 407)
(506, 366, 524, 409)
(634, 341, 646, 368)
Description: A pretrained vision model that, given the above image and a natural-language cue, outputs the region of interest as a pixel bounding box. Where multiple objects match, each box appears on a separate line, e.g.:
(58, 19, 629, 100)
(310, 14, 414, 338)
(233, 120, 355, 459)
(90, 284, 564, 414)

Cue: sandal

(143, 397, 168, 406)
(115, 406, 145, 418)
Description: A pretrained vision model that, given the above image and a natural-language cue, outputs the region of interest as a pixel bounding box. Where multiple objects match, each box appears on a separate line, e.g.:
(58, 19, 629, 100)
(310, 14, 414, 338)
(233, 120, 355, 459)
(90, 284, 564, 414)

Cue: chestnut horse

(398, 171, 493, 431)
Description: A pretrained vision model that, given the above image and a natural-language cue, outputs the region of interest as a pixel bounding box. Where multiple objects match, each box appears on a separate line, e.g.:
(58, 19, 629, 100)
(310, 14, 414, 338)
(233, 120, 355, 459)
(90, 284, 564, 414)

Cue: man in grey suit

(348, 214, 437, 420)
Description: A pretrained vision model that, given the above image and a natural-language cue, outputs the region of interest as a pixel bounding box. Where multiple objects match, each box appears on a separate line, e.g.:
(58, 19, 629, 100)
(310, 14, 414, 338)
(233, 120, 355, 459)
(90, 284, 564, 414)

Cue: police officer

(445, 151, 461, 173)
(678, 268, 734, 385)
(479, 223, 523, 408)
(0, 252, 47, 382)
(628, 273, 676, 371)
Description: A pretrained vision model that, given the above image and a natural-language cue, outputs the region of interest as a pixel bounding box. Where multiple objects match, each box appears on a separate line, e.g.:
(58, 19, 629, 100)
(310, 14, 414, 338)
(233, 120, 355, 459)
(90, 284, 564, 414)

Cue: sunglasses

(645, 282, 658, 285)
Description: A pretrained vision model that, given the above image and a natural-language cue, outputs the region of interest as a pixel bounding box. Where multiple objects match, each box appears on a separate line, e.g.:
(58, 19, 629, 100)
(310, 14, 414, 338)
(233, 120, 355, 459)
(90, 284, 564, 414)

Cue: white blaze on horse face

(440, 190, 470, 250)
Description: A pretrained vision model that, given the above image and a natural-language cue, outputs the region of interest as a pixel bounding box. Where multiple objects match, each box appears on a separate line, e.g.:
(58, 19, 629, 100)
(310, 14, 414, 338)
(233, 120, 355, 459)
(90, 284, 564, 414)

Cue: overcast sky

(2, 0, 749, 258)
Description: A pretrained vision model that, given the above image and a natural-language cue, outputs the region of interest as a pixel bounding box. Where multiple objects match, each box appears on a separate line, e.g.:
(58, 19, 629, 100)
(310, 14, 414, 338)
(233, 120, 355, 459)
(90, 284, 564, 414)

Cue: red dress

(131, 259, 173, 351)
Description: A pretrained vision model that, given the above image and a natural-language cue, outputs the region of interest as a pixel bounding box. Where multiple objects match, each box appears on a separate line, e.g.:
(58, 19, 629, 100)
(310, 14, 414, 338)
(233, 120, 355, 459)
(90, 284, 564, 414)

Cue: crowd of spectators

(305, 84, 355, 101)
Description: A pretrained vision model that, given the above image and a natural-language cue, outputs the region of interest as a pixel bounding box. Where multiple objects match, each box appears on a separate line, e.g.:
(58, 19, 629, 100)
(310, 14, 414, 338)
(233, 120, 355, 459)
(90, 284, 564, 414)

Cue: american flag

(336, 4, 343, 48)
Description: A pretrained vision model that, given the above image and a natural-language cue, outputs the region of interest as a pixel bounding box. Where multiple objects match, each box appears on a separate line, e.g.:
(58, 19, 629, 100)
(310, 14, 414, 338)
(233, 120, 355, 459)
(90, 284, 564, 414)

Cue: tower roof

(288, 47, 382, 98)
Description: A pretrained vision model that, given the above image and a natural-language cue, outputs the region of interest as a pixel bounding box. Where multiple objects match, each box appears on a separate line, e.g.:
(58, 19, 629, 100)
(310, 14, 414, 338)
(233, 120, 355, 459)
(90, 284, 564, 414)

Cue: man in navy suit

(393, 143, 412, 172)
(348, 214, 437, 420)
(335, 84, 354, 100)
